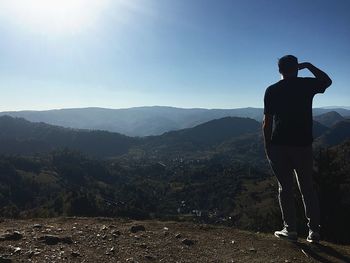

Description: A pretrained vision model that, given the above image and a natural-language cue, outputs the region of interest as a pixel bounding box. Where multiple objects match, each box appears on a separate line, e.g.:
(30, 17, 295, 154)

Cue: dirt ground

(0, 217, 349, 263)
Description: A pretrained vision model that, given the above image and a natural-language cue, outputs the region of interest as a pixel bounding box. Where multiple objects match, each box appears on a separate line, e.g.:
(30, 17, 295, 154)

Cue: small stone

(111, 230, 121, 237)
(60, 236, 73, 244)
(181, 238, 195, 246)
(28, 248, 42, 257)
(175, 233, 182, 239)
(101, 225, 108, 230)
(249, 247, 256, 252)
(71, 251, 80, 257)
(139, 243, 147, 249)
(145, 254, 156, 261)
(27, 250, 34, 258)
(130, 225, 146, 233)
(33, 224, 43, 229)
(163, 227, 169, 231)
(13, 247, 21, 254)
(231, 240, 235, 244)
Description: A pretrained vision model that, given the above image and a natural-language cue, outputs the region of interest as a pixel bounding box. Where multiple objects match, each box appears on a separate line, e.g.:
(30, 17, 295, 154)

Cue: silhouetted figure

(263, 55, 332, 243)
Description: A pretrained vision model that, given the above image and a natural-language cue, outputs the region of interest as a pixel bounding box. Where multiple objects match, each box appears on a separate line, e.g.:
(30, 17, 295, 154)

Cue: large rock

(130, 225, 146, 233)
(0, 256, 12, 263)
(0, 231, 23, 241)
(181, 238, 195, 246)
(39, 235, 73, 245)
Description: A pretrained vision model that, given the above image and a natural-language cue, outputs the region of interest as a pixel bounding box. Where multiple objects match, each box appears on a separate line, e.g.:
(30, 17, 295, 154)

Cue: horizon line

(1, 105, 350, 112)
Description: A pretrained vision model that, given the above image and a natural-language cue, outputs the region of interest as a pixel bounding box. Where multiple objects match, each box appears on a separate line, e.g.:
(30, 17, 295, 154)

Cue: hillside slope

(0, 217, 349, 263)
(0, 116, 138, 157)
(314, 111, 345, 127)
(316, 120, 350, 146)
(143, 117, 261, 153)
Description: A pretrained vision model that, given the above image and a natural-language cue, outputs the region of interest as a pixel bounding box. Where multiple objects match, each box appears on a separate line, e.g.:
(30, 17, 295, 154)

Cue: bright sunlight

(0, 0, 111, 36)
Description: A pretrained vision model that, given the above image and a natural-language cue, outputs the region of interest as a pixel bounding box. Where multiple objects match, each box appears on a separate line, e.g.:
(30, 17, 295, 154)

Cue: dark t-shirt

(264, 77, 327, 146)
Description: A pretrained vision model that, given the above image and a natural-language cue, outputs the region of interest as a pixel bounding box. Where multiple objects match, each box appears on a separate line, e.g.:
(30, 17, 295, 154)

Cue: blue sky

(0, 0, 349, 111)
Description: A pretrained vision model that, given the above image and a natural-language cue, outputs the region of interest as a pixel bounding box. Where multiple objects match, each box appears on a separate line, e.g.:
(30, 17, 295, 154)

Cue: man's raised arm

(298, 62, 332, 89)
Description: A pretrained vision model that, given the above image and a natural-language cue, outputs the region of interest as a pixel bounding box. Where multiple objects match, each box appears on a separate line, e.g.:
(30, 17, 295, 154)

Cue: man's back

(264, 77, 328, 146)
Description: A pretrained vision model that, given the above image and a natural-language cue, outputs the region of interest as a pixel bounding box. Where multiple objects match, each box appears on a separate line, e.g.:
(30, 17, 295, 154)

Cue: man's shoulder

(266, 78, 315, 90)
(265, 80, 282, 93)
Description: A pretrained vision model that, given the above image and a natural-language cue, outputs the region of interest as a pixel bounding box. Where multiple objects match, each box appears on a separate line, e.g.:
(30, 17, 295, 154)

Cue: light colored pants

(267, 145, 320, 232)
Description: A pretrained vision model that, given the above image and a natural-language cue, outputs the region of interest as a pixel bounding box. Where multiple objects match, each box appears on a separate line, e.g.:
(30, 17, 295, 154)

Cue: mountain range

(1, 114, 349, 160)
(1, 106, 349, 136)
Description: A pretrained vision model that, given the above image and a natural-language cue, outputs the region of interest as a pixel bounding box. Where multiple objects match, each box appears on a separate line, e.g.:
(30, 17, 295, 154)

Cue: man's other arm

(262, 114, 273, 156)
(298, 62, 332, 92)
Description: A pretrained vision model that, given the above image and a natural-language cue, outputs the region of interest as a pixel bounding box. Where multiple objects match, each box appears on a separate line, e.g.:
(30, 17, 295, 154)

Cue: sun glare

(0, 0, 111, 36)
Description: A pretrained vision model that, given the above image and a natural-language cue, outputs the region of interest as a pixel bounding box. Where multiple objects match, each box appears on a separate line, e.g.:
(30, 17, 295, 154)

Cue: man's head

(278, 55, 298, 78)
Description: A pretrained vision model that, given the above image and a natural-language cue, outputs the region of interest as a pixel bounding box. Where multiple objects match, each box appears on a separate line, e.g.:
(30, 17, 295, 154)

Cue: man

(263, 55, 332, 243)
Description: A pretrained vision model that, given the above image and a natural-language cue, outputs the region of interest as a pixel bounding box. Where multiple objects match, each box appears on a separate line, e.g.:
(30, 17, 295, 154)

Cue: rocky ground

(0, 217, 349, 263)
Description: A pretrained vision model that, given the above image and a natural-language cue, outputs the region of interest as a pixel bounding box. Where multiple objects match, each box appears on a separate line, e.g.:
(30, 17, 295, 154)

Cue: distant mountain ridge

(314, 111, 345, 127)
(0, 115, 262, 158)
(1, 106, 349, 137)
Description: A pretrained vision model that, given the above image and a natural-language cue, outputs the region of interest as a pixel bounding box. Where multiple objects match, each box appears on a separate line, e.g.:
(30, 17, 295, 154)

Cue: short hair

(278, 55, 298, 74)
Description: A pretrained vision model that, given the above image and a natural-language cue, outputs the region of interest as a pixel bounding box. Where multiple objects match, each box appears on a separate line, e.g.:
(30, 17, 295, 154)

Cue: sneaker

(274, 228, 298, 242)
(307, 230, 320, 243)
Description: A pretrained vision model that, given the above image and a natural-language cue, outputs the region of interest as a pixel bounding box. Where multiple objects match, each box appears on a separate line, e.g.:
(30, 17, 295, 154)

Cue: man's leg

(293, 146, 320, 233)
(268, 146, 297, 232)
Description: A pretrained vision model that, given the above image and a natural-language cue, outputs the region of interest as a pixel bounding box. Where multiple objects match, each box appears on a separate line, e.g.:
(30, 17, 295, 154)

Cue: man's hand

(298, 62, 312, 70)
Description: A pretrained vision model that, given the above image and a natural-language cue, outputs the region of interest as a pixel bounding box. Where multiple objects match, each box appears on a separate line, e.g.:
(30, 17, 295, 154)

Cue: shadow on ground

(297, 242, 350, 263)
